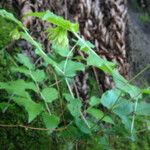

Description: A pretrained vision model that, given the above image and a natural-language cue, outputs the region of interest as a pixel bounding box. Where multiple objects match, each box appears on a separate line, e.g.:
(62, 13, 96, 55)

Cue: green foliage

(0, 9, 150, 149)
(0, 17, 16, 49)
(41, 87, 58, 103)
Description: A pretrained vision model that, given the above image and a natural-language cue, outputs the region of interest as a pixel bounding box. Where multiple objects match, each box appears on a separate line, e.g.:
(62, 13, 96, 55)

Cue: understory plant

(0, 9, 150, 149)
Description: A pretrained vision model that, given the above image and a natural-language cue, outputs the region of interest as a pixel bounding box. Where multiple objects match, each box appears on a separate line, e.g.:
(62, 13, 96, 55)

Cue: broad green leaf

(26, 11, 79, 33)
(0, 80, 37, 96)
(86, 107, 114, 124)
(87, 51, 116, 74)
(74, 39, 95, 52)
(112, 98, 133, 129)
(141, 88, 150, 94)
(59, 124, 81, 139)
(67, 98, 82, 117)
(11, 66, 30, 76)
(89, 96, 101, 106)
(41, 87, 58, 103)
(13, 96, 43, 123)
(113, 70, 142, 100)
(31, 69, 46, 82)
(136, 102, 150, 116)
(58, 60, 85, 77)
(52, 44, 70, 57)
(87, 107, 103, 119)
(63, 93, 72, 102)
(18, 54, 34, 69)
(101, 89, 121, 109)
(103, 116, 114, 125)
(42, 113, 60, 130)
(121, 116, 132, 130)
(75, 118, 91, 134)
(113, 99, 133, 117)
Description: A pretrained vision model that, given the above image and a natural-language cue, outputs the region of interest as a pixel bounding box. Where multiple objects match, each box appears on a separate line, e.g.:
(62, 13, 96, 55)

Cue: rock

(127, 3, 150, 85)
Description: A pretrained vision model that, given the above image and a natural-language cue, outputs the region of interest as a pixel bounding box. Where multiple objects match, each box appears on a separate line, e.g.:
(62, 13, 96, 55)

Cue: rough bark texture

(1, 0, 150, 92)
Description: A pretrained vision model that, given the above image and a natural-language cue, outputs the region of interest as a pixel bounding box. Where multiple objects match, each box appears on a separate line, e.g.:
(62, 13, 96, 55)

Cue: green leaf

(86, 107, 114, 124)
(31, 69, 46, 82)
(0, 80, 37, 96)
(136, 102, 150, 116)
(112, 70, 142, 100)
(101, 89, 121, 109)
(41, 87, 58, 103)
(87, 107, 103, 119)
(26, 11, 79, 33)
(21, 32, 59, 70)
(18, 54, 34, 69)
(75, 118, 91, 134)
(113, 99, 133, 117)
(13, 96, 43, 123)
(112, 98, 133, 129)
(89, 96, 101, 106)
(87, 51, 116, 74)
(52, 44, 70, 57)
(47, 27, 70, 57)
(58, 60, 85, 77)
(141, 87, 150, 94)
(74, 39, 95, 52)
(67, 99, 82, 117)
(42, 113, 60, 130)
(11, 66, 30, 76)
(65, 96, 82, 118)
(59, 124, 81, 139)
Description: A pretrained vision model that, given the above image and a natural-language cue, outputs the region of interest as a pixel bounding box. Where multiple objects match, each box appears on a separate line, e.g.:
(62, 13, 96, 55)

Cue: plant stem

(65, 77, 90, 128)
(29, 70, 51, 115)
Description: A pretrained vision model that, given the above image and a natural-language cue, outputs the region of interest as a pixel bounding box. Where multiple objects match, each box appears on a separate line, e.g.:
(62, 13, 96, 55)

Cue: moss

(0, 105, 51, 150)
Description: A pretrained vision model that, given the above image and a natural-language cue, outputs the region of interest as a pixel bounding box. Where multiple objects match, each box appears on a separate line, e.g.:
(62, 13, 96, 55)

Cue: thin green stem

(29, 70, 51, 115)
(63, 43, 77, 73)
(129, 64, 150, 83)
(65, 77, 90, 128)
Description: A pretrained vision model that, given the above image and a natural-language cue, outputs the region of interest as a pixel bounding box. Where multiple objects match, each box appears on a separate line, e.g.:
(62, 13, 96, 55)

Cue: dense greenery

(0, 9, 150, 149)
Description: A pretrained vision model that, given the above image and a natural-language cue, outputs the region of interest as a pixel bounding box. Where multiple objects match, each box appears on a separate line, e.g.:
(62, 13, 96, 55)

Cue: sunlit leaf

(141, 87, 150, 94)
(18, 54, 34, 69)
(74, 39, 95, 52)
(58, 60, 85, 77)
(87, 51, 116, 74)
(41, 87, 58, 103)
(31, 69, 46, 82)
(26, 10, 79, 33)
(0, 80, 37, 96)
(89, 96, 101, 106)
(67, 98, 82, 117)
(101, 89, 121, 109)
(112, 70, 142, 100)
